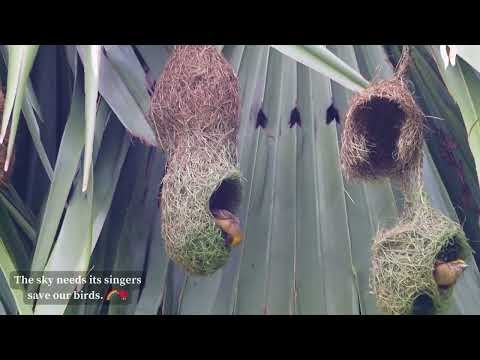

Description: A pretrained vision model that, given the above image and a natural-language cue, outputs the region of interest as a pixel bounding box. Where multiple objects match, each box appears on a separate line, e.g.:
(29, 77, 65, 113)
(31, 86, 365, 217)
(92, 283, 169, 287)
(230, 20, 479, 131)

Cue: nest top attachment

(370, 201, 471, 315)
(161, 135, 242, 275)
(341, 47, 424, 182)
(149, 45, 241, 156)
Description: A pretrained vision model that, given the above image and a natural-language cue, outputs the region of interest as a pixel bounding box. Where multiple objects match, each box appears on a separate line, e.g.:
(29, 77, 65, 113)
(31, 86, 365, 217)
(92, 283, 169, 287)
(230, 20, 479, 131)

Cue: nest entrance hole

(412, 236, 465, 315)
(357, 97, 406, 171)
(411, 293, 434, 315)
(209, 176, 242, 215)
(437, 237, 462, 263)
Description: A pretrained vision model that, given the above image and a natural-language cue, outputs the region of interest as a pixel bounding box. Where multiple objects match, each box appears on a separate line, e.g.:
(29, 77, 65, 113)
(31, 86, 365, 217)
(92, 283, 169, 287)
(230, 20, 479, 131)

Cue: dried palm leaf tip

(0, 89, 12, 186)
(0, 143, 5, 184)
(161, 135, 242, 275)
(370, 195, 471, 315)
(340, 46, 424, 182)
(149, 45, 241, 156)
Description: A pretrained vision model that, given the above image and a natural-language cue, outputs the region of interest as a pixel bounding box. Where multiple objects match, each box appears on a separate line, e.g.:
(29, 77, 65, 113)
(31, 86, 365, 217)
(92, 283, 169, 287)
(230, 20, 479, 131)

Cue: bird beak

(456, 259, 468, 267)
(229, 230, 244, 247)
(453, 259, 469, 270)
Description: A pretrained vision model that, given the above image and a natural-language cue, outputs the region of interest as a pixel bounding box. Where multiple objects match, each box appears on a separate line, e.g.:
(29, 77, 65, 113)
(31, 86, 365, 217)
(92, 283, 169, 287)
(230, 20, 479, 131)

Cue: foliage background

(0, 45, 479, 315)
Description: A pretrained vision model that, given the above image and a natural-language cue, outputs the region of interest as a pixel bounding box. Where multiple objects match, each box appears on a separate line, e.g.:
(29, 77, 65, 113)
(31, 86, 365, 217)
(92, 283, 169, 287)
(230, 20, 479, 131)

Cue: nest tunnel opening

(436, 236, 462, 263)
(411, 293, 435, 315)
(209, 176, 242, 216)
(356, 97, 406, 171)
(412, 235, 466, 315)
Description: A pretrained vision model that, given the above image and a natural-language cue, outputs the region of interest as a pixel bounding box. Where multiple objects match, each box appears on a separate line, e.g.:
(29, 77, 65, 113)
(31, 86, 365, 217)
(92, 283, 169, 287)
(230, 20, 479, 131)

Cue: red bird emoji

(105, 288, 129, 301)
(117, 289, 129, 301)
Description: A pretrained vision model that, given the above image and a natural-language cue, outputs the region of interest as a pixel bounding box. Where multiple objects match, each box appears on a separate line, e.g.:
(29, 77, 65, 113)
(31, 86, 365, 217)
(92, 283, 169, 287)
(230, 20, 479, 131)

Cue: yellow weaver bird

(433, 259, 468, 289)
(212, 209, 243, 247)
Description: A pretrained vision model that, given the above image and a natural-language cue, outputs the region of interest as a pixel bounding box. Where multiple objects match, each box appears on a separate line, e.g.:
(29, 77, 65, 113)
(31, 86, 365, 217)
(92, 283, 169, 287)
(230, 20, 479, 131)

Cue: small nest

(149, 45, 240, 156)
(341, 47, 424, 182)
(161, 134, 242, 275)
(370, 202, 471, 315)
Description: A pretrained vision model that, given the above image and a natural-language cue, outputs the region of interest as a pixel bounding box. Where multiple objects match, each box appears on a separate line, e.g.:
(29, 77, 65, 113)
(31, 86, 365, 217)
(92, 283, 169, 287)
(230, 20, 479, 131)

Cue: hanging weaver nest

(341, 46, 424, 182)
(161, 135, 242, 275)
(370, 197, 471, 315)
(149, 45, 240, 156)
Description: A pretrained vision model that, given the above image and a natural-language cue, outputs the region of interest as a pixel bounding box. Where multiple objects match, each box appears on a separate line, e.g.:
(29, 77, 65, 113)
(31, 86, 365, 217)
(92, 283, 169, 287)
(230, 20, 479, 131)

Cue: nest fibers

(161, 135, 242, 275)
(341, 46, 424, 182)
(370, 197, 471, 315)
(149, 45, 240, 156)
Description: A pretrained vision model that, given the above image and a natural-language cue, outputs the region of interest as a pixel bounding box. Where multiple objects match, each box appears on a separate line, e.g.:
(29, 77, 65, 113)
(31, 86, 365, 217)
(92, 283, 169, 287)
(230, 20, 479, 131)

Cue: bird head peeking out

(433, 259, 468, 290)
(212, 209, 244, 247)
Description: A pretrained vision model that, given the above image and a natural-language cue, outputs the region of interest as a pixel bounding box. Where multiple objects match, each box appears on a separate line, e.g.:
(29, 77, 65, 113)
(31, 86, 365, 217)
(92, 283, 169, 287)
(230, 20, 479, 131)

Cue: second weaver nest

(370, 201, 471, 315)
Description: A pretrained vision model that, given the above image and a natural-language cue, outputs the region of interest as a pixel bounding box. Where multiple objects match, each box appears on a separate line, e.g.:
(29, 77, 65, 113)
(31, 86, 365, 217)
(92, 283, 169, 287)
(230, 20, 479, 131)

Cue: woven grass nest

(370, 199, 471, 315)
(150, 45, 243, 275)
(161, 135, 242, 275)
(340, 46, 424, 182)
(149, 45, 240, 156)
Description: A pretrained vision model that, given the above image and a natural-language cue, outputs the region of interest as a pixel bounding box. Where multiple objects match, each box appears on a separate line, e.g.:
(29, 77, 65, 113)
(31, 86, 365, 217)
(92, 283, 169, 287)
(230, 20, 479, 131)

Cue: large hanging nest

(161, 135, 242, 275)
(149, 45, 240, 156)
(341, 46, 424, 182)
(370, 196, 471, 315)
(152, 45, 243, 275)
